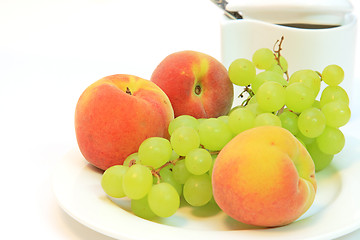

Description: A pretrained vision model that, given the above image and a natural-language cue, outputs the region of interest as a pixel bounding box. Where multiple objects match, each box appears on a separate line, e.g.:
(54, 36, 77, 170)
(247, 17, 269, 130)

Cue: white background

(0, 0, 359, 239)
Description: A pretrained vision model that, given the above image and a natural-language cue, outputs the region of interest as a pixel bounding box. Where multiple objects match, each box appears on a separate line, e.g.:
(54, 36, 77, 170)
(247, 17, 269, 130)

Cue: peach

(151, 50, 234, 118)
(75, 74, 174, 170)
(212, 126, 316, 227)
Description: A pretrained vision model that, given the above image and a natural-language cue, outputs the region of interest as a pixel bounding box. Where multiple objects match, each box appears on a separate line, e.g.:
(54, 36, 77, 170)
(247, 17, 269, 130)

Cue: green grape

(254, 113, 281, 127)
(198, 118, 233, 151)
(228, 107, 255, 135)
(307, 141, 334, 172)
(123, 152, 139, 167)
(252, 71, 288, 93)
(228, 58, 256, 86)
(320, 85, 349, 107)
(247, 96, 257, 105)
(122, 164, 153, 200)
(256, 81, 285, 112)
(268, 64, 284, 75)
(298, 107, 326, 138)
(296, 131, 315, 145)
(172, 160, 192, 184)
(170, 150, 180, 161)
(285, 82, 316, 113)
(322, 64, 344, 86)
(131, 196, 157, 220)
(148, 182, 180, 218)
(279, 110, 299, 135)
(183, 174, 213, 207)
(313, 100, 321, 109)
(279, 55, 288, 72)
(217, 115, 229, 124)
(170, 126, 200, 156)
(245, 102, 267, 116)
(158, 164, 182, 196)
(185, 148, 212, 175)
(168, 115, 199, 135)
(138, 137, 172, 169)
(252, 48, 277, 70)
(101, 165, 129, 198)
(289, 69, 321, 97)
(316, 126, 345, 155)
(321, 101, 351, 128)
(229, 105, 242, 115)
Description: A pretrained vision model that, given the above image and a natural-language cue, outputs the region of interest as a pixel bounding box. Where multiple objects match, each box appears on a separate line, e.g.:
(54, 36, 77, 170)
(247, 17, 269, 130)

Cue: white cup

(220, 13, 357, 106)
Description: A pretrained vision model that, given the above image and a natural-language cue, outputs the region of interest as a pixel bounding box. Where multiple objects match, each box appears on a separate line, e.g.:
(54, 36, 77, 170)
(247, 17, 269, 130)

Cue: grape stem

(315, 71, 323, 81)
(150, 156, 184, 184)
(273, 36, 289, 81)
(239, 85, 255, 107)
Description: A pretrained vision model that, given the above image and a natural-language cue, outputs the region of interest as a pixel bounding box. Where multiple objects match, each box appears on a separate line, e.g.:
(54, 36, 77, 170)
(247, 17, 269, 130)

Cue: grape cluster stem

(273, 36, 289, 81)
(239, 86, 255, 107)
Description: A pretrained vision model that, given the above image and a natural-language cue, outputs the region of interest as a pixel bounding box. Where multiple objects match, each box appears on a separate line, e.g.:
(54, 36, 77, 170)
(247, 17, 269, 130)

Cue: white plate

(52, 134, 360, 240)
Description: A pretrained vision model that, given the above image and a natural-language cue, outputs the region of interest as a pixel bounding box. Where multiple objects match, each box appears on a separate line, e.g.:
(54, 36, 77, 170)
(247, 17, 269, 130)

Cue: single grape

(316, 126, 345, 155)
(148, 182, 180, 218)
(170, 150, 180, 161)
(256, 81, 285, 112)
(122, 164, 153, 200)
(321, 101, 351, 128)
(123, 152, 139, 167)
(322, 64, 344, 86)
(131, 196, 157, 220)
(170, 126, 200, 156)
(279, 110, 299, 135)
(252, 48, 277, 70)
(185, 148, 212, 175)
(268, 64, 284, 75)
(245, 102, 267, 116)
(252, 71, 288, 93)
(138, 137, 172, 169)
(101, 165, 129, 198)
(320, 85, 349, 107)
(313, 100, 321, 109)
(172, 160, 192, 184)
(217, 115, 229, 124)
(198, 118, 233, 151)
(183, 174, 213, 207)
(298, 107, 326, 138)
(285, 82, 315, 113)
(158, 164, 182, 196)
(168, 115, 199, 135)
(228, 58, 256, 86)
(295, 131, 315, 145)
(307, 141, 334, 172)
(228, 107, 255, 135)
(254, 113, 282, 127)
(289, 69, 321, 97)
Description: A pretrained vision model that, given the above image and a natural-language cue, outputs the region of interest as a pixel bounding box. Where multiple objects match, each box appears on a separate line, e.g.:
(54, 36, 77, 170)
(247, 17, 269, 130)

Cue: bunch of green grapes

(228, 45, 351, 172)
(101, 114, 233, 219)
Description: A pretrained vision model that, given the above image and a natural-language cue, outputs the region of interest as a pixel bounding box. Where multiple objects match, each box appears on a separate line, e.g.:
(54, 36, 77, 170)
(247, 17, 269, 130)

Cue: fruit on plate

(212, 126, 317, 227)
(150, 50, 234, 118)
(75, 74, 174, 170)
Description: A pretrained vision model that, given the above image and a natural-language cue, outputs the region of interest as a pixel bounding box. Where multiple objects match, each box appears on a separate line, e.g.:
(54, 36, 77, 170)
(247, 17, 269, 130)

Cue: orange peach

(151, 50, 234, 118)
(212, 126, 316, 227)
(75, 74, 174, 170)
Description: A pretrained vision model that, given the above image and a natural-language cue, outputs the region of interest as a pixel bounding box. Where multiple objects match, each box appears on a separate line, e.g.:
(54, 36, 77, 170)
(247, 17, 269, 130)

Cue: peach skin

(151, 50, 234, 118)
(75, 74, 174, 170)
(212, 126, 316, 227)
